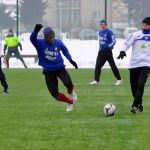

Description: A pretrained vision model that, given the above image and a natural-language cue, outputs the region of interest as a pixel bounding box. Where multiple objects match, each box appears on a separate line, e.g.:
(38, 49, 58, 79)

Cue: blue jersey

(99, 29, 116, 51)
(30, 31, 72, 71)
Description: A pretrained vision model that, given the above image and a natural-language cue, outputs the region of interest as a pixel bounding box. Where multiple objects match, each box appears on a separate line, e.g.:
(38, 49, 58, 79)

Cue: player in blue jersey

(90, 19, 123, 86)
(30, 24, 78, 112)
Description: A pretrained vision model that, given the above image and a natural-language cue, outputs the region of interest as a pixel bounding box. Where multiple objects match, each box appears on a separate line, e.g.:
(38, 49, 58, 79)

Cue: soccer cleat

(89, 80, 99, 86)
(3, 87, 8, 94)
(70, 90, 77, 102)
(115, 80, 123, 86)
(131, 106, 138, 113)
(66, 103, 74, 112)
(66, 96, 76, 112)
(138, 105, 144, 112)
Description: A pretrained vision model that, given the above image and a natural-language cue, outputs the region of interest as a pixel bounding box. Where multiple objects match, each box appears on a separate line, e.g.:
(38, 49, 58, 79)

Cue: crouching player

(30, 24, 78, 112)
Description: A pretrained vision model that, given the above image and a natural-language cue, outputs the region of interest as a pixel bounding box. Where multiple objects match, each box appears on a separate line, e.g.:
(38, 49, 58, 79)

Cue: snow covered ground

(1, 38, 132, 68)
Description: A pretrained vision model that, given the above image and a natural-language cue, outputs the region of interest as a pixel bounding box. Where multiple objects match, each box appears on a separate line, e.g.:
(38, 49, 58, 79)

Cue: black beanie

(142, 17, 150, 25)
(43, 27, 55, 39)
(8, 29, 13, 33)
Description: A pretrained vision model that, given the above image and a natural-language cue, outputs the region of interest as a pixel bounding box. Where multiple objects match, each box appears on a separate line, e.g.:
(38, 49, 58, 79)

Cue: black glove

(117, 51, 126, 59)
(34, 24, 43, 32)
(69, 59, 78, 69)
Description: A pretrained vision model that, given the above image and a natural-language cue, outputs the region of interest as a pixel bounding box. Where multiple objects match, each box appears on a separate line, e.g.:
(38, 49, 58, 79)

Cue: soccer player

(0, 38, 9, 93)
(90, 19, 123, 86)
(30, 24, 78, 112)
(3, 29, 27, 68)
(117, 17, 150, 113)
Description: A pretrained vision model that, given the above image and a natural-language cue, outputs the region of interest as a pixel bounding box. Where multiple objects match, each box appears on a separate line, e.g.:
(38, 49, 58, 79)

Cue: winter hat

(142, 17, 150, 25)
(8, 29, 13, 33)
(100, 19, 107, 25)
(43, 27, 55, 39)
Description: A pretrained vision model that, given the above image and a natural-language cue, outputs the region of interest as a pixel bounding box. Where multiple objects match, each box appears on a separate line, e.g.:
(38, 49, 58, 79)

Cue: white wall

(1, 38, 132, 68)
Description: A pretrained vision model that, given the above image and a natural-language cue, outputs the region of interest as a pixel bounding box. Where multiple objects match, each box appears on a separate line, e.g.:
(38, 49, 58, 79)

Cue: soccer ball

(104, 103, 116, 116)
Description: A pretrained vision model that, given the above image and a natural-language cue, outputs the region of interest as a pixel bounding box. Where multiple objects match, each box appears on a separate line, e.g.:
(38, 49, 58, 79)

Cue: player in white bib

(117, 17, 150, 113)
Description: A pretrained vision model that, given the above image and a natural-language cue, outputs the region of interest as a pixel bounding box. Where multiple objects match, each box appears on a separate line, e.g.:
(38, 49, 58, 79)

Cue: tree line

(0, 0, 47, 35)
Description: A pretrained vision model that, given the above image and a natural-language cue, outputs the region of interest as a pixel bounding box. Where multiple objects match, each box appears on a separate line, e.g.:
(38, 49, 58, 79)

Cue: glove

(117, 51, 126, 59)
(69, 59, 78, 69)
(34, 24, 43, 32)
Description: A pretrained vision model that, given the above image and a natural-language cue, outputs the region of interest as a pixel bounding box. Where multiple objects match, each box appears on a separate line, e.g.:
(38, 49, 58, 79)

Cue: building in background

(1, 0, 128, 33)
(1, 0, 16, 17)
(44, 0, 113, 31)
(112, 0, 128, 29)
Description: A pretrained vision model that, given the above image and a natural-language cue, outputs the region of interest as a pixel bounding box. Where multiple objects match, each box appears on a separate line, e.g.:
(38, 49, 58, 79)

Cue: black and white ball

(104, 103, 116, 116)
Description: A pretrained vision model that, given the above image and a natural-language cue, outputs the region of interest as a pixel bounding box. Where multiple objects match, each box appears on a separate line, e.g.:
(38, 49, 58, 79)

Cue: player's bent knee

(66, 83, 74, 94)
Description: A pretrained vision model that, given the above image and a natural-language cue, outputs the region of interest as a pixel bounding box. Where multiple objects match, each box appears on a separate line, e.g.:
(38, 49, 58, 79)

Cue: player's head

(43, 27, 55, 44)
(100, 19, 107, 30)
(142, 17, 150, 30)
(8, 29, 14, 35)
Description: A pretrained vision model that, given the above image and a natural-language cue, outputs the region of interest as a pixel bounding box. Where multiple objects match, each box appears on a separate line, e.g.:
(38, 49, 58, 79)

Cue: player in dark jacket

(0, 39, 8, 93)
(30, 24, 78, 112)
(90, 19, 122, 86)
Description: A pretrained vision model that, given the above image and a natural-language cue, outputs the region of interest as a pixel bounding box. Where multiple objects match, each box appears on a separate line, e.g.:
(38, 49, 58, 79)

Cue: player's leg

(90, 51, 106, 85)
(5, 51, 12, 68)
(130, 67, 142, 113)
(44, 71, 73, 106)
(129, 68, 140, 98)
(58, 68, 77, 100)
(58, 68, 77, 112)
(107, 51, 122, 85)
(95, 51, 106, 82)
(0, 58, 8, 93)
(14, 50, 27, 68)
(133, 67, 149, 112)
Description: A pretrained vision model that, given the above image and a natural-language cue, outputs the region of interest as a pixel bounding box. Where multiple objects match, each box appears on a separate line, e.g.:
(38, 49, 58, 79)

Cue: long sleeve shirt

(30, 31, 72, 71)
(120, 29, 150, 68)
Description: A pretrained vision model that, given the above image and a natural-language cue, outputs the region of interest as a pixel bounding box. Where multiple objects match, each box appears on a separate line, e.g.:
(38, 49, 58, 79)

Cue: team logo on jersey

(141, 44, 147, 49)
(137, 35, 141, 38)
(55, 47, 58, 51)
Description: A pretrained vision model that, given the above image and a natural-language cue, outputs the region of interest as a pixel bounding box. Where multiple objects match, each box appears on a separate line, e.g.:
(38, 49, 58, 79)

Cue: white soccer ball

(104, 103, 116, 116)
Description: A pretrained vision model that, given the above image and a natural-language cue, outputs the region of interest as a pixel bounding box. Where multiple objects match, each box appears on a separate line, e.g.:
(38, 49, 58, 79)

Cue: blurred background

(0, 0, 149, 40)
(0, 0, 149, 68)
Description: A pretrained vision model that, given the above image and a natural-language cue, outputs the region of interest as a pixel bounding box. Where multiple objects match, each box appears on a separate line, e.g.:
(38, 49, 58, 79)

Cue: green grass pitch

(0, 69, 150, 150)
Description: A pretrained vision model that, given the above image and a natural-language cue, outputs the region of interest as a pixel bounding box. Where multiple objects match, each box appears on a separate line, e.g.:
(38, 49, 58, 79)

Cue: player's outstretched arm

(69, 59, 78, 69)
(30, 24, 43, 48)
(34, 24, 43, 33)
(117, 33, 136, 59)
(60, 41, 78, 69)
